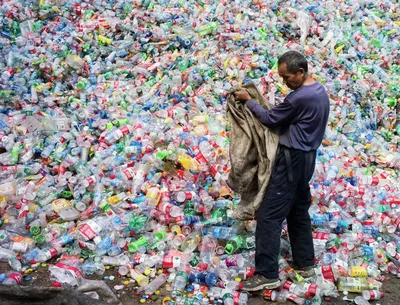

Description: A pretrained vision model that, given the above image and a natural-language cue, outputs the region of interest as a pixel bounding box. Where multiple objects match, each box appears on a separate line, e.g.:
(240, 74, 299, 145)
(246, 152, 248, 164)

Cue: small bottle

(362, 290, 384, 301)
(2, 272, 23, 285)
(8, 257, 22, 272)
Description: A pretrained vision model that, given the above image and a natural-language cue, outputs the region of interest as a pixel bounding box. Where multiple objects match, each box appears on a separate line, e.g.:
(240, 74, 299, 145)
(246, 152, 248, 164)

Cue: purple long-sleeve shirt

(246, 82, 330, 151)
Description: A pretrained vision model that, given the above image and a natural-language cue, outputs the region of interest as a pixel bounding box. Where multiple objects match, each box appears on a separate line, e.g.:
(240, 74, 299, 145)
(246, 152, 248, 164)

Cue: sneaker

(295, 266, 315, 278)
(241, 274, 281, 292)
(288, 261, 315, 278)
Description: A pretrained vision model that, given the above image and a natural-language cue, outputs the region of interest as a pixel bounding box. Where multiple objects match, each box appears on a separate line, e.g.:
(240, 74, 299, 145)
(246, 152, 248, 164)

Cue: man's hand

(234, 90, 251, 102)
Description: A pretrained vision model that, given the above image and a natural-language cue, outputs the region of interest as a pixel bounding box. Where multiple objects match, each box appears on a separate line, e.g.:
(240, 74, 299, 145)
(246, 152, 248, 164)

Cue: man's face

(278, 62, 305, 90)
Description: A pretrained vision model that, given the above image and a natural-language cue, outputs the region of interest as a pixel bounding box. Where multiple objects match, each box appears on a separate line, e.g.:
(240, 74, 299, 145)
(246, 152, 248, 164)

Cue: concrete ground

(0, 262, 397, 305)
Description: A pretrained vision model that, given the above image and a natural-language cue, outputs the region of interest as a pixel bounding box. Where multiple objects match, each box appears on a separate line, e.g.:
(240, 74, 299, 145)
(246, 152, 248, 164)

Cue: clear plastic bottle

(362, 290, 384, 300)
(2, 272, 23, 286)
(143, 273, 167, 295)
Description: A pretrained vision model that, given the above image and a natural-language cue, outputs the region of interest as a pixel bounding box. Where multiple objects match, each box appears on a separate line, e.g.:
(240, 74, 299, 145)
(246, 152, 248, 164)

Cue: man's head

(277, 51, 308, 90)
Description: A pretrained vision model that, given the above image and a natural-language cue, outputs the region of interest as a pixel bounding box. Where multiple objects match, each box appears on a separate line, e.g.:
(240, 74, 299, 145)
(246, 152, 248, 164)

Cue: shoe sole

(242, 281, 281, 292)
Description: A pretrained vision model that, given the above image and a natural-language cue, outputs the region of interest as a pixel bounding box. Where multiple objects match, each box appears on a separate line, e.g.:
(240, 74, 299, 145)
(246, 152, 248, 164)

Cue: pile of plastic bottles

(0, 0, 399, 304)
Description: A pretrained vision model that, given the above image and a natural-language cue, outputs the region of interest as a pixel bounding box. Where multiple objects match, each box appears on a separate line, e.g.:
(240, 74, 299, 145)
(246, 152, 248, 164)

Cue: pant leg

(255, 150, 297, 279)
(287, 150, 316, 268)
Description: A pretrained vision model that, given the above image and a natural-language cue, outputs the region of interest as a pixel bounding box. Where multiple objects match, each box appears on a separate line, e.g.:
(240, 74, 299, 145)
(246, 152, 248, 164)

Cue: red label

(383, 184, 391, 191)
(283, 281, 293, 290)
(313, 232, 330, 240)
(195, 152, 207, 165)
(306, 283, 318, 295)
(60, 254, 80, 261)
(55, 263, 83, 278)
(263, 290, 273, 300)
(119, 126, 130, 135)
(49, 248, 58, 258)
(7, 273, 23, 284)
(18, 206, 29, 219)
(184, 192, 192, 200)
(233, 291, 240, 305)
(133, 253, 142, 264)
(287, 294, 298, 302)
(210, 166, 217, 177)
(79, 223, 97, 240)
(395, 217, 400, 228)
(160, 191, 169, 199)
(122, 168, 133, 180)
(162, 255, 173, 269)
(321, 265, 335, 281)
(244, 267, 255, 279)
(331, 211, 340, 218)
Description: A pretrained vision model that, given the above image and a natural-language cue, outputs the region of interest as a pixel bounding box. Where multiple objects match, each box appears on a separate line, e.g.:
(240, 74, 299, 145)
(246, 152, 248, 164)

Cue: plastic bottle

(8, 257, 22, 272)
(264, 289, 287, 303)
(2, 272, 23, 286)
(337, 277, 370, 292)
(181, 231, 201, 254)
(362, 290, 384, 301)
(130, 269, 149, 287)
(142, 273, 167, 295)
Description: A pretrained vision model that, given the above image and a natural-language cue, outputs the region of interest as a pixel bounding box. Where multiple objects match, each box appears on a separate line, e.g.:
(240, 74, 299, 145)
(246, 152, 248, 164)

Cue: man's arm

(245, 98, 297, 128)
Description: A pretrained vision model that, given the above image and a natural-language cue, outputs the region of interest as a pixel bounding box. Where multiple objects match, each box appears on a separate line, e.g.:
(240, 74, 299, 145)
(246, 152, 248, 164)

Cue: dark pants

(255, 146, 316, 279)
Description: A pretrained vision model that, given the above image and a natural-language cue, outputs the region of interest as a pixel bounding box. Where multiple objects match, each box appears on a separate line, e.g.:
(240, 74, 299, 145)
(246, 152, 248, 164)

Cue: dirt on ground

(0, 262, 397, 305)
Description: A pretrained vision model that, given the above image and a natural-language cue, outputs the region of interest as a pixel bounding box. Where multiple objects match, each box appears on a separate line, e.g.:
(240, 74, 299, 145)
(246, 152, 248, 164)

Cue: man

(234, 51, 330, 291)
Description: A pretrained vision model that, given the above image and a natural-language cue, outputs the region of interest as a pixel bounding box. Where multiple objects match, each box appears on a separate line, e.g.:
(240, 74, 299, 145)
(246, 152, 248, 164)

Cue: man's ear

(298, 68, 305, 76)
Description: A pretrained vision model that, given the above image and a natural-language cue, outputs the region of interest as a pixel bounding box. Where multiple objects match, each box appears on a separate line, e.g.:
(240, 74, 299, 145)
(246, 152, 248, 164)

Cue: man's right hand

(234, 90, 251, 102)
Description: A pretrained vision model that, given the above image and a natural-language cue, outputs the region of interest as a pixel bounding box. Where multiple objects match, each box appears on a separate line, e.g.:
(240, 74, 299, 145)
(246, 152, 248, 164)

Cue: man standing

(234, 51, 330, 291)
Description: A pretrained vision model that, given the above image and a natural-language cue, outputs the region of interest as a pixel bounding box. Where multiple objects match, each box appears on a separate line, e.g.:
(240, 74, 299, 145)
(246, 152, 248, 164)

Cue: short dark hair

(278, 51, 308, 74)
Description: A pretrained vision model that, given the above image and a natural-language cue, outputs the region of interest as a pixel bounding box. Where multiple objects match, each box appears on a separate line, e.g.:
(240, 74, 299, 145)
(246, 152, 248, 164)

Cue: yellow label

(146, 187, 161, 204)
(108, 195, 123, 205)
(349, 266, 368, 278)
(51, 199, 72, 213)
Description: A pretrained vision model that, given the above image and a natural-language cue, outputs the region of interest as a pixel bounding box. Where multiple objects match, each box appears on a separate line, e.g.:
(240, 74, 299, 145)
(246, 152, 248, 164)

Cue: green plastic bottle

(198, 22, 219, 36)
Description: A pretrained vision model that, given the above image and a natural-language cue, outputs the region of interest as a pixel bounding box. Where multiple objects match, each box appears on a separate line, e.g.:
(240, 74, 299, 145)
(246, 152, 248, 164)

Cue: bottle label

(84, 176, 96, 186)
(349, 266, 367, 277)
(241, 267, 255, 280)
(232, 291, 241, 305)
(119, 126, 130, 136)
(263, 289, 273, 300)
(287, 293, 301, 302)
(52, 199, 72, 213)
(313, 232, 330, 240)
(369, 291, 376, 299)
(160, 190, 170, 200)
(55, 263, 83, 278)
(7, 273, 23, 284)
(195, 152, 207, 165)
(226, 255, 240, 267)
(122, 167, 135, 180)
(321, 265, 335, 281)
(283, 281, 293, 291)
(79, 220, 100, 240)
(48, 248, 58, 258)
(305, 283, 318, 296)
(210, 166, 222, 181)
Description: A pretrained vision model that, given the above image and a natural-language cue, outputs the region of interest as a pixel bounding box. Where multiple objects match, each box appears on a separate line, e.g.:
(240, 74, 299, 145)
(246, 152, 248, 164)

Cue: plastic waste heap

(0, 0, 399, 305)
